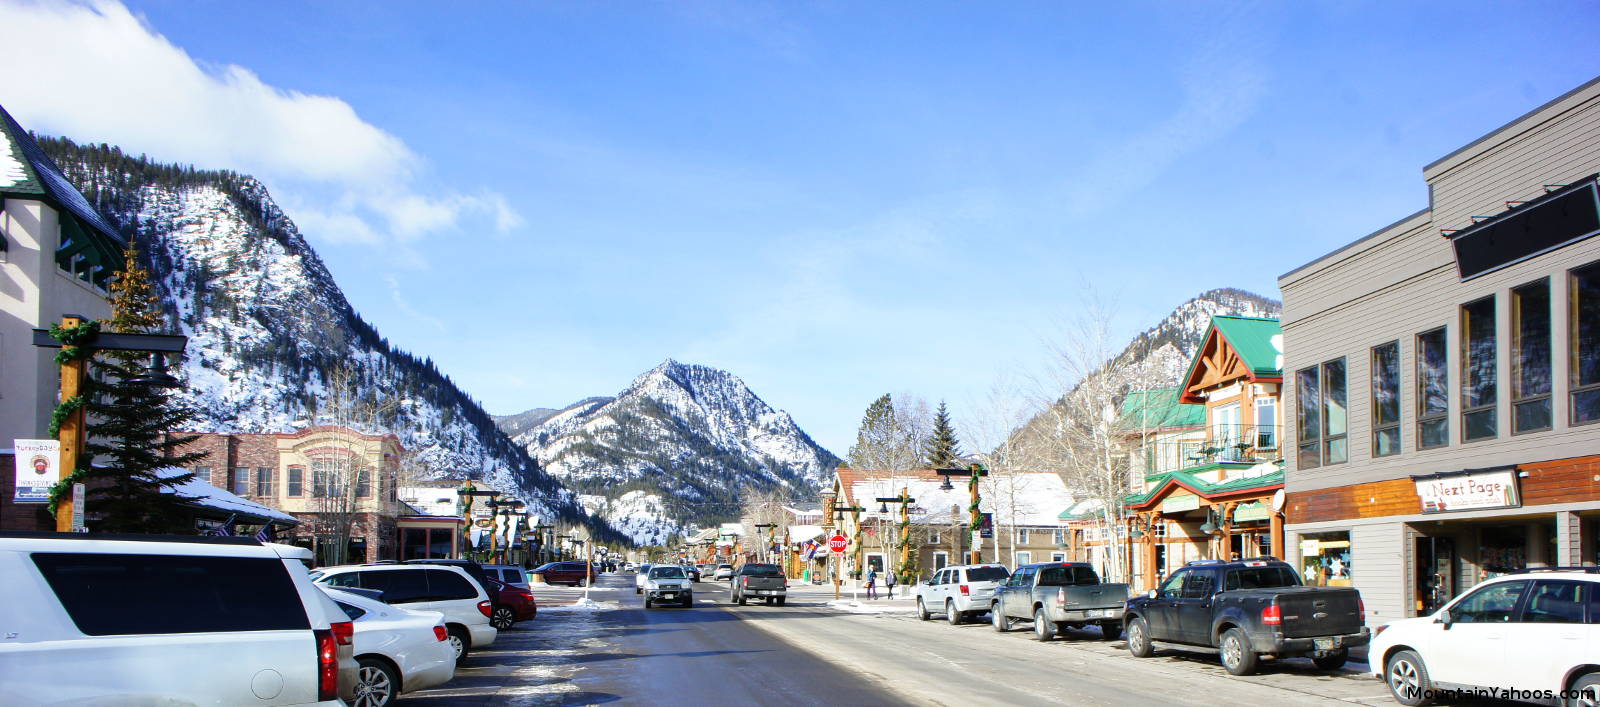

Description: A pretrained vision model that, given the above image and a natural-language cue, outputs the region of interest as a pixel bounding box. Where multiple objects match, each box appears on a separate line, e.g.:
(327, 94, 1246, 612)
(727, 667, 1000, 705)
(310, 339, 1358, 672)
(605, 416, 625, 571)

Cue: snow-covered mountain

(1114, 287, 1282, 385)
(38, 137, 609, 536)
(501, 360, 840, 545)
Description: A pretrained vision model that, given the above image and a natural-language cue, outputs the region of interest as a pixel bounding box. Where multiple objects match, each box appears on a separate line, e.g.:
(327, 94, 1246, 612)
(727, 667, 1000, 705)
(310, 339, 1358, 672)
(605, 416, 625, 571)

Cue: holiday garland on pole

(44, 320, 100, 516)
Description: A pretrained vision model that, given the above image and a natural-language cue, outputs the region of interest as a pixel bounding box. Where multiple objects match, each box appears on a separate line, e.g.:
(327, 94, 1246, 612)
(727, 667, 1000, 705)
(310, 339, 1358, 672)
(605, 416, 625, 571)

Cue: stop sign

(828, 534, 848, 553)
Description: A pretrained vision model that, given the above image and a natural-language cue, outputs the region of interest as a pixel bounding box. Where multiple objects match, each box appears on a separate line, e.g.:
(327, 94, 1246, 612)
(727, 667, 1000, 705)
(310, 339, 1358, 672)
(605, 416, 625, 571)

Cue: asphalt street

(403, 573, 1515, 707)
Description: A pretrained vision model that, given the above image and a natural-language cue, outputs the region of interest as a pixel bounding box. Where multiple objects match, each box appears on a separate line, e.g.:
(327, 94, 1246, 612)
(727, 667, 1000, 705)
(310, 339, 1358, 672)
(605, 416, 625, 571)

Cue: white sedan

(1368, 570, 1599, 705)
(323, 588, 458, 707)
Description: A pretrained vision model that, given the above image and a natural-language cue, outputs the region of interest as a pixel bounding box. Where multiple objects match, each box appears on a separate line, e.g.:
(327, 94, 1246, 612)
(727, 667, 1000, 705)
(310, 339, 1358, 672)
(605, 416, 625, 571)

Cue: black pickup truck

(1122, 558, 1369, 676)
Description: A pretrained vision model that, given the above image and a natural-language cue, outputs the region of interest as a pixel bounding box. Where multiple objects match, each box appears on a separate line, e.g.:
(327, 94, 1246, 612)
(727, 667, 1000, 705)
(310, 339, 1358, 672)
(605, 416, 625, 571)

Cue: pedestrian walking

(865, 568, 878, 599)
(885, 570, 897, 598)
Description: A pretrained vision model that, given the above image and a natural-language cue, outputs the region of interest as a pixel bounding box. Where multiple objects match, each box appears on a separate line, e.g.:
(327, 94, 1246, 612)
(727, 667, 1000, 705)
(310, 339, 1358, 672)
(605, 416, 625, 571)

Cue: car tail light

(433, 625, 448, 642)
(959, 584, 970, 596)
(478, 600, 493, 618)
(1261, 604, 1282, 626)
(514, 589, 534, 601)
(314, 629, 338, 701)
(330, 620, 354, 646)
(742, 577, 750, 586)
(1055, 588, 1066, 605)
(1358, 598, 1366, 622)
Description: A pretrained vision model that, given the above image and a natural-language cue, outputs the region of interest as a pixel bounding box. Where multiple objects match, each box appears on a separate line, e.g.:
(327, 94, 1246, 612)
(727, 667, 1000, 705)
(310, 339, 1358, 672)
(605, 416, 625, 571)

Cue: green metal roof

(1123, 467, 1285, 508)
(0, 102, 126, 289)
(1120, 388, 1204, 429)
(1209, 316, 1283, 378)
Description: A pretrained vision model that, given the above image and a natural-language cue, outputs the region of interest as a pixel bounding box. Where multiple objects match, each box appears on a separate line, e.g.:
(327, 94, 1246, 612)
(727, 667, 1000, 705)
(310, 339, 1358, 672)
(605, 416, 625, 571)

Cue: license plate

(1314, 637, 1339, 650)
(1086, 609, 1105, 617)
(663, 592, 677, 598)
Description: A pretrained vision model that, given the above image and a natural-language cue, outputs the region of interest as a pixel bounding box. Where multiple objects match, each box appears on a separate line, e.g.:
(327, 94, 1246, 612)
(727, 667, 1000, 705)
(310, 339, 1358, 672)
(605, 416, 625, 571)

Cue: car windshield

(649, 567, 685, 579)
(1225, 566, 1300, 590)
(966, 566, 1010, 582)
(740, 564, 783, 576)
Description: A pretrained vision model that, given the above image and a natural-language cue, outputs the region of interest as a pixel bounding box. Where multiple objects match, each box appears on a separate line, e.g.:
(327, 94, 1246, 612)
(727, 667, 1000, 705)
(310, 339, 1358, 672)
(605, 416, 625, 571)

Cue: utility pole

(874, 487, 917, 586)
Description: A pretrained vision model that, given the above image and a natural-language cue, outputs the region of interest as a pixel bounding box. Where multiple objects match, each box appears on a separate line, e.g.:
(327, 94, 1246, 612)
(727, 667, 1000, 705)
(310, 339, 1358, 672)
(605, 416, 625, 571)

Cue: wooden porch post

(1141, 514, 1158, 592)
(1270, 509, 1285, 561)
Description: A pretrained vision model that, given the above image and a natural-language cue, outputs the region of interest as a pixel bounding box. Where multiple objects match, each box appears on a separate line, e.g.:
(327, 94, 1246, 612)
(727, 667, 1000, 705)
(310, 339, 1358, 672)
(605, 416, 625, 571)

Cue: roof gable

(0, 103, 125, 246)
(1179, 316, 1283, 403)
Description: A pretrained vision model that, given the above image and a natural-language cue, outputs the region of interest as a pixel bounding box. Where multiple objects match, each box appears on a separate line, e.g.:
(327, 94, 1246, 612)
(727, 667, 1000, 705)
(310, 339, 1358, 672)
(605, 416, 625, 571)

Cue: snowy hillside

(40, 137, 608, 534)
(505, 360, 840, 545)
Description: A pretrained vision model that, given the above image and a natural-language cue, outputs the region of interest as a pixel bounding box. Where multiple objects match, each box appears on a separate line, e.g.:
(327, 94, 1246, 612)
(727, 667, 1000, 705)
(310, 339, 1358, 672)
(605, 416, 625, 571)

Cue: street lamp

(32, 315, 187, 533)
(935, 465, 990, 564)
(874, 489, 917, 587)
(458, 486, 500, 560)
(753, 523, 775, 563)
(828, 501, 866, 601)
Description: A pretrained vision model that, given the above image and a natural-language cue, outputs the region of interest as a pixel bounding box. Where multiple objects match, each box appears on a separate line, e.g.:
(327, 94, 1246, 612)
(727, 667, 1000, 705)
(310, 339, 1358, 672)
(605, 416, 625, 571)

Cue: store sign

(1414, 468, 1521, 513)
(1162, 492, 1200, 514)
(1232, 502, 1270, 523)
(13, 439, 60, 504)
(1300, 539, 1321, 557)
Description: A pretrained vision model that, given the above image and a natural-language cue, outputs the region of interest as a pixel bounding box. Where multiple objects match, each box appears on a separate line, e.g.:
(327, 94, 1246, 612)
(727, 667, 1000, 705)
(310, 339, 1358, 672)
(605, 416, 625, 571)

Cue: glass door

(1415, 536, 1456, 615)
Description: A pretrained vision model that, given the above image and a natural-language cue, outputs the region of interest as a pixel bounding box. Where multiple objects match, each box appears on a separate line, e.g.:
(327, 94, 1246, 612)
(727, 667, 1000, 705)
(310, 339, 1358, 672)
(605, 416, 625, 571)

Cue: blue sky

(3, 0, 1598, 454)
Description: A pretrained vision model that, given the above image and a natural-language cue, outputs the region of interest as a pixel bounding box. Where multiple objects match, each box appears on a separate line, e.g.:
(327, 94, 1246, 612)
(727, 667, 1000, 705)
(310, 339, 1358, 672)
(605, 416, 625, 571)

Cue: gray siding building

(1279, 76, 1600, 627)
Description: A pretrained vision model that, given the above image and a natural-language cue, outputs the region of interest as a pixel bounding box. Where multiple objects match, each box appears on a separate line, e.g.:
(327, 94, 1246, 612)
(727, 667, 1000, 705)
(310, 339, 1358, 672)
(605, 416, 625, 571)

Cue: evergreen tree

(923, 400, 962, 468)
(82, 247, 206, 533)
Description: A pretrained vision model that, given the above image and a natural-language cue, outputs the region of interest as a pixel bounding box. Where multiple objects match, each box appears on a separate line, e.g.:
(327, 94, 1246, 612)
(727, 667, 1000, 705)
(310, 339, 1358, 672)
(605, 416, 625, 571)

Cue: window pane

(1298, 443, 1320, 470)
(1575, 262, 1600, 388)
(1514, 400, 1553, 434)
(1323, 359, 1347, 437)
(1372, 342, 1401, 425)
(1420, 419, 1449, 449)
(1521, 581, 1585, 624)
(1296, 367, 1320, 443)
(1374, 428, 1401, 457)
(1418, 328, 1449, 415)
(1452, 580, 1527, 623)
(1462, 298, 1498, 441)
(32, 553, 310, 635)
(1574, 389, 1600, 426)
(1512, 280, 1551, 400)
(287, 467, 303, 497)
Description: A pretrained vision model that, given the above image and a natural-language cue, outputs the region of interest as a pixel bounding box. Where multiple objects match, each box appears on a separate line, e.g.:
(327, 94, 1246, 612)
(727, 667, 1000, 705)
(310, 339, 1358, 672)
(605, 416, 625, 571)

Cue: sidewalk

(786, 580, 919, 612)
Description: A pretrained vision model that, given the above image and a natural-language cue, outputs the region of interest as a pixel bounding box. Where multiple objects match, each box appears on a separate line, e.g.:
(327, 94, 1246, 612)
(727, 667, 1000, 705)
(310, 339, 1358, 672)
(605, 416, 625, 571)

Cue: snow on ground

(542, 597, 618, 611)
(825, 599, 918, 614)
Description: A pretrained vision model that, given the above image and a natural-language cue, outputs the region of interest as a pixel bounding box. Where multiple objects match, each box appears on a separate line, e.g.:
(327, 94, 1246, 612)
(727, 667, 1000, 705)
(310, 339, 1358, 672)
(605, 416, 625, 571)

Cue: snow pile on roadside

(825, 600, 918, 614)
(543, 597, 619, 612)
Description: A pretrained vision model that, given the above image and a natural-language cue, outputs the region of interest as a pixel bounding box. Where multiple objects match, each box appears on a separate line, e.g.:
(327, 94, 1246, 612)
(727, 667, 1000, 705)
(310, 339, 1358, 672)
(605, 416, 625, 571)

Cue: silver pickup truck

(990, 562, 1129, 641)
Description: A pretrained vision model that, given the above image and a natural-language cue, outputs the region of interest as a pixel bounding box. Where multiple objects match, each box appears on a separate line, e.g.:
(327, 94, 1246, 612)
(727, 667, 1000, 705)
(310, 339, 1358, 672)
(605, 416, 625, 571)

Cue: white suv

(1369, 569, 1599, 705)
(312, 563, 496, 663)
(0, 532, 358, 705)
(914, 564, 1011, 624)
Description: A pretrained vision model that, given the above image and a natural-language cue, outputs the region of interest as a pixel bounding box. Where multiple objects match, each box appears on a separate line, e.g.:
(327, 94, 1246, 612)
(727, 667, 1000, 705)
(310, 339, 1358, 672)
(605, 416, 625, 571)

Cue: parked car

(1123, 558, 1369, 676)
(915, 563, 1010, 625)
(482, 576, 538, 629)
(1369, 568, 1600, 706)
(682, 564, 702, 582)
(404, 558, 498, 598)
(322, 587, 456, 707)
(312, 564, 497, 663)
(536, 561, 598, 587)
(643, 565, 694, 608)
(731, 563, 788, 606)
(0, 531, 357, 705)
(483, 564, 531, 590)
(990, 562, 1128, 640)
(714, 563, 735, 580)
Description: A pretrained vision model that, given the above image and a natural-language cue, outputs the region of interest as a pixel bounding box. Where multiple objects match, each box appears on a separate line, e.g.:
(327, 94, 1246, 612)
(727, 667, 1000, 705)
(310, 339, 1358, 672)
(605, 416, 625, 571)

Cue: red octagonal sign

(828, 534, 848, 553)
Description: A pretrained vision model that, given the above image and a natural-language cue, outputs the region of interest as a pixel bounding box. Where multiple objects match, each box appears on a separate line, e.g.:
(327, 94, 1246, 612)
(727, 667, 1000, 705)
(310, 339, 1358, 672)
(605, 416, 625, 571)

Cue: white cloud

(0, 0, 521, 248)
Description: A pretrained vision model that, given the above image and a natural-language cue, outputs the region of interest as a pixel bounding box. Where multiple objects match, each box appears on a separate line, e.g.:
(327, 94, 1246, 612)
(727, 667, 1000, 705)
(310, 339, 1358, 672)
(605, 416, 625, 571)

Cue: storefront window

(1417, 328, 1450, 448)
(1512, 279, 1552, 433)
(1298, 531, 1352, 587)
(1479, 525, 1528, 579)
(1372, 341, 1401, 456)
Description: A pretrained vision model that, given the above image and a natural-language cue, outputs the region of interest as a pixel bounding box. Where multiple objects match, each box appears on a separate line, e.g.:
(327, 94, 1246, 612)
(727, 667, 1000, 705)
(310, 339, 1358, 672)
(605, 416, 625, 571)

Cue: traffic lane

(565, 577, 910, 706)
(717, 588, 1388, 706)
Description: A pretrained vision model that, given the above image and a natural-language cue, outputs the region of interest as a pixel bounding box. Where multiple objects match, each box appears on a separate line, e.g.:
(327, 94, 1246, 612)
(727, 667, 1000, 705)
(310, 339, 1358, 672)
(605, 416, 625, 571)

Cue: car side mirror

(1146, 589, 1158, 599)
(1435, 609, 1452, 628)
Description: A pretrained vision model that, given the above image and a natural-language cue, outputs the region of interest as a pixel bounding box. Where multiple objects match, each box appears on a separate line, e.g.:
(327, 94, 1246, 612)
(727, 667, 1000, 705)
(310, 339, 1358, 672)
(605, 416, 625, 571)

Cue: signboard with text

(828, 534, 848, 554)
(1414, 468, 1521, 514)
(13, 439, 60, 504)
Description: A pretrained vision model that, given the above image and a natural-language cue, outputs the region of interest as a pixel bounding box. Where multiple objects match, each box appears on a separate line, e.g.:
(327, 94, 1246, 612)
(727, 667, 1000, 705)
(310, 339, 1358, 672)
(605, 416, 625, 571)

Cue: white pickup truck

(914, 564, 1011, 624)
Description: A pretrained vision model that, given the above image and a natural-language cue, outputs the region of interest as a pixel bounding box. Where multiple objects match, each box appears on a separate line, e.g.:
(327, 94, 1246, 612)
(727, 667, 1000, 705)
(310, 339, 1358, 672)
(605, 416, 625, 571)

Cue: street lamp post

(31, 316, 187, 533)
(531, 524, 553, 565)
(459, 488, 500, 561)
(753, 523, 775, 564)
(936, 464, 990, 564)
(874, 488, 917, 587)
(829, 502, 866, 602)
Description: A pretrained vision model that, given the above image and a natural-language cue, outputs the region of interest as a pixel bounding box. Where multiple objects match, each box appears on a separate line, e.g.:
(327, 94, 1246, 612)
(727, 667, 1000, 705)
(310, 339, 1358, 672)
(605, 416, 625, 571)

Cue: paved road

(404, 573, 1514, 707)
(404, 573, 907, 706)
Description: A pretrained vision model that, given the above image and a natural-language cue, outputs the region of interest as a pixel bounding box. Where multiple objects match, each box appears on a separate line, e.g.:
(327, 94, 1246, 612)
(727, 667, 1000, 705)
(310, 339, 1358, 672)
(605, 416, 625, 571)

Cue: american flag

(205, 514, 237, 537)
(254, 523, 276, 543)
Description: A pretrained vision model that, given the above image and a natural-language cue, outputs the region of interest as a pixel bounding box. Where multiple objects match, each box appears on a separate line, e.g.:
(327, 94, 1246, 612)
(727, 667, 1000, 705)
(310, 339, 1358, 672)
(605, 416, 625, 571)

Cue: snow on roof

(0, 133, 25, 188)
(157, 467, 297, 524)
(850, 472, 1076, 527)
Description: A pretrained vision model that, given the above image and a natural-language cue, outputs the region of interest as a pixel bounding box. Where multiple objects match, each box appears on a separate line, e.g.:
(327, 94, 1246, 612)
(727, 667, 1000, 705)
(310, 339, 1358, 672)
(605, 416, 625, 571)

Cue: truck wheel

(991, 605, 1013, 632)
(644, 598, 653, 609)
(736, 593, 747, 606)
(1385, 650, 1435, 706)
(1312, 648, 1348, 671)
(764, 597, 774, 606)
(1033, 609, 1057, 642)
(776, 597, 785, 606)
(1126, 617, 1153, 658)
(1099, 621, 1122, 640)
(1219, 628, 1258, 676)
(946, 601, 963, 625)
(916, 598, 930, 621)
